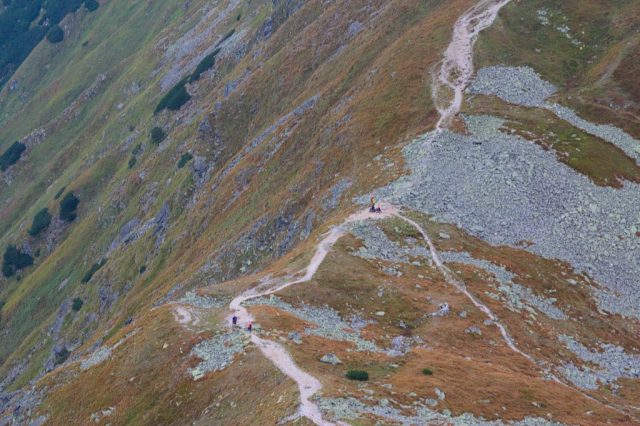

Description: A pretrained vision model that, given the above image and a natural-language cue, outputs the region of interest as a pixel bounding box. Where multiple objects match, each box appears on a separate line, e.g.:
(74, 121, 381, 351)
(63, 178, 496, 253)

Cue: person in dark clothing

(232, 315, 238, 326)
(247, 321, 253, 332)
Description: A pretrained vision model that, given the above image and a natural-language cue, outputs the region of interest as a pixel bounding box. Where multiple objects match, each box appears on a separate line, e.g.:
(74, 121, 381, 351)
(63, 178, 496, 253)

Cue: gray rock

(465, 326, 482, 336)
(320, 353, 342, 365)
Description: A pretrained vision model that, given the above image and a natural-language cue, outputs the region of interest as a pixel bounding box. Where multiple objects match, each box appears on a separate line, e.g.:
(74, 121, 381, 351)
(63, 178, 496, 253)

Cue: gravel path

(225, 206, 398, 426)
(433, 0, 513, 129)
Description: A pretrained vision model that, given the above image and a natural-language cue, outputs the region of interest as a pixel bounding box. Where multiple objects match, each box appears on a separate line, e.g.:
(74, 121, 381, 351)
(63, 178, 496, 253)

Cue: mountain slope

(1, 0, 639, 425)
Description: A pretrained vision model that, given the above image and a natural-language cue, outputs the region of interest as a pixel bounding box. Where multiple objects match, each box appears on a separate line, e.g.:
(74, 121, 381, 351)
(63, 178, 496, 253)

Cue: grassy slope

(0, 0, 459, 393)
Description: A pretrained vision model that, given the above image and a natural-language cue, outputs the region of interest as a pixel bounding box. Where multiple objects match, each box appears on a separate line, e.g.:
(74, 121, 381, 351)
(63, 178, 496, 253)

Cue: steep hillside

(1, 0, 639, 425)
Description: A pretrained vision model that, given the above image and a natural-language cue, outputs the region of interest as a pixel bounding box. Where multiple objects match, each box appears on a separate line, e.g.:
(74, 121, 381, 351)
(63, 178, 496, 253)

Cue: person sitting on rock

(247, 321, 253, 332)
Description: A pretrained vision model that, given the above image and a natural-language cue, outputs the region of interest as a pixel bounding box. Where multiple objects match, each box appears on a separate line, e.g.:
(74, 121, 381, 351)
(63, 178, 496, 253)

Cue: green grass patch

(422, 368, 433, 376)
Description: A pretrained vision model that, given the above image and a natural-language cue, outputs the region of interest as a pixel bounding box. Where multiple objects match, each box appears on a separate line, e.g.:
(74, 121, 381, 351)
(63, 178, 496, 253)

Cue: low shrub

(177, 152, 193, 168)
(346, 370, 369, 381)
(54, 186, 66, 199)
(54, 347, 70, 366)
(29, 208, 52, 236)
(154, 78, 191, 114)
(46, 25, 64, 43)
(422, 368, 433, 376)
(139, 265, 146, 274)
(81, 258, 106, 283)
(0, 141, 26, 171)
(59, 192, 79, 222)
(72, 297, 84, 311)
(131, 143, 142, 155)
(128, 156, 137, 169)
(150, 127, 166, 145)
(84, 0, 99, 12)
(189, 48, 220, 82)
(2, 245, 34, 278)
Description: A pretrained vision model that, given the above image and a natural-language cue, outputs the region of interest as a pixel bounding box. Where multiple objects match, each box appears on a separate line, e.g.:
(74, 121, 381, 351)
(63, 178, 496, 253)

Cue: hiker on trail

(247, 321, 253, 332)
(232, 315, 238, 326)
(370, 195, 382, 213)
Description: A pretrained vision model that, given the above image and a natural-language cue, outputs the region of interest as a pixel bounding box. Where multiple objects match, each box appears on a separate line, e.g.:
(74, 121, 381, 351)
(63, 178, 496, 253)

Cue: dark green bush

(189, 48, 220, 82)
(72, 297, 83, 311)
(345, 370, 369, 381)
(128, 156, 136, 169)
(59, 191, 79, 222)
(81, 258, 106, 283)
(54, 347, 70, 366)
(54, 186, 66, 199)
(422, 368, 433, 376)
(131, 143, 142, 156)
(84, 0, 99, 12)
(29, 208, 52, 236)
(150, 127, 166, 144)
(154, 78, 191, 114)
(177, 152, 193, 169)
(139, 265, 146, 274)
(46, 25, 64, 43)
(2, 245, 34, 278)
(0, 141, 26, 171)
(236, 13, 241, 21)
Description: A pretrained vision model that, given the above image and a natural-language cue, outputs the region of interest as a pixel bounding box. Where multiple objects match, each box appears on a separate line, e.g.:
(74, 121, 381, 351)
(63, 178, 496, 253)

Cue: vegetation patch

(72, 298, 84, 311)
(0, 141, 26, 171)
(2, 245, 34, 278)
(54, 347, 70, 366)
(29, 208, 52, 236)
(154, 78, 191, 114)
(54, 186, 67, 200)
(177, 152, 193, 168)
(59, 192, 80, 222)
(345, 370, 369, 381)
(189, 48, 220, 82)
(150, 127, 166, 145)
(84, 0, 99, 12)
(422, 368, 433, 376)
(128, 156, 137, 169)
(81, 258, 107, 283)
(46, 25, 64, 44)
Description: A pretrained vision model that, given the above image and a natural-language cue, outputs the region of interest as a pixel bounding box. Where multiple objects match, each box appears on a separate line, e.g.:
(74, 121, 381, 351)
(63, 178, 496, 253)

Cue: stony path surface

(226, 206, 398, 425)
(434, 0, 513, 129)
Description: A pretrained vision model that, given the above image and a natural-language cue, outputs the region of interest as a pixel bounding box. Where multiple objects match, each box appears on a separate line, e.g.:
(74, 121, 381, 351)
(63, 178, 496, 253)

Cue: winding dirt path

(433, 0, 513, 130)
(219, 2, 520, 424)
(393, 213, 533, 361)
(227, 205, 398, 425)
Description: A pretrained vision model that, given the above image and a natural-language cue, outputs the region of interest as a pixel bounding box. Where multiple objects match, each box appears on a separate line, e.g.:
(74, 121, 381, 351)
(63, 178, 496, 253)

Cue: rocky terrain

(1, 0, 639, 425)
